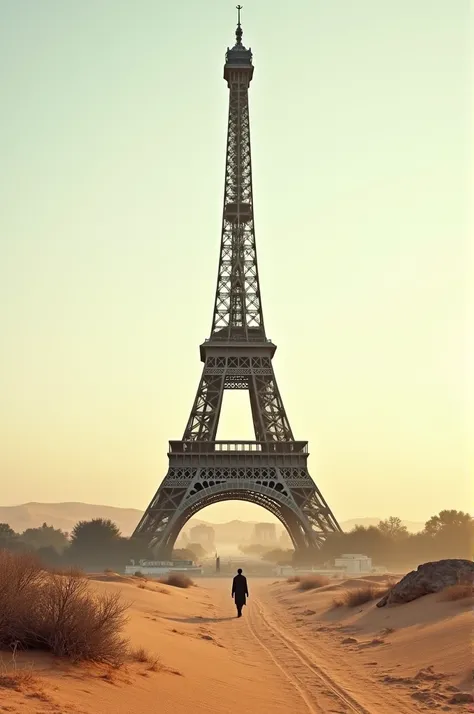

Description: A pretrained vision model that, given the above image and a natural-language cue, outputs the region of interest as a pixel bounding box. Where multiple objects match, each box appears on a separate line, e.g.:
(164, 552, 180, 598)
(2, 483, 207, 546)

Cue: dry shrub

(129, 646, 161, 671)
(50, 566, 84, 578)
(439, 583, 474, 602)
(333, 586, 388, 608)
(130, 646, 150, 662)
(287, 576, 300, 583)
(159, 573, 193, 589)
(0, 550, 129, 664)
(298, 575, 330, 591)
(0, 668, 38, 691)
(134, 571, 147, 579)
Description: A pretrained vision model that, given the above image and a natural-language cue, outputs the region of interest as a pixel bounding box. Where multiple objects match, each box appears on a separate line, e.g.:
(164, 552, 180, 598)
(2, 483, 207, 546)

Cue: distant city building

(253, 523, 277, 544)
(189, 524, 215, 551)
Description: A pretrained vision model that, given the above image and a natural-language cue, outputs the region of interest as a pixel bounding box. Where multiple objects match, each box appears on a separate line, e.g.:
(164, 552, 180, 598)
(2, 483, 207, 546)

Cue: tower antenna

(236, 5, 243, 44)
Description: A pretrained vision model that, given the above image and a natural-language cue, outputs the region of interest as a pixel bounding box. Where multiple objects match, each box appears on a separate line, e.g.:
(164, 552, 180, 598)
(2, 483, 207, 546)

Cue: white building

(125, 559, 203, 577)
(334, 554, 372, 574)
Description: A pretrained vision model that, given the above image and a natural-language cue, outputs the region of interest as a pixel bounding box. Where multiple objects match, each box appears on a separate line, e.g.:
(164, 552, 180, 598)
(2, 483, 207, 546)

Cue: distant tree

(172, 548, 199, 562)
(0, 523, 16, 541)
(261, 548, 293, 564)
(377, 517, 409, 540)
(20, 522, 69, 553)
(36, 545, 63, 567)
(423, 510, 473, 560)
(0, 523, 25, 552)
(67, 519, 122, 566)
(186, 542, 207, 559)
(239, 543, 272, 556)
(70, 518, 121, 548)
(318, 526, 393, 567)
(424, 510, 472, 536)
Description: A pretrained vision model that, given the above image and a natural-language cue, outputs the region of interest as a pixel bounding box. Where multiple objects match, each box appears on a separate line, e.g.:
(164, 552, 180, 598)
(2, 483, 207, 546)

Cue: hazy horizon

(0, 1, 470, 525)
(0, 498, 429, 527)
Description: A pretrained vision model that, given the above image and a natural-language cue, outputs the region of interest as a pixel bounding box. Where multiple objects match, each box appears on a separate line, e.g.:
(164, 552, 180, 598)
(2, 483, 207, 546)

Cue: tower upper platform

(224, 11, 254, 85)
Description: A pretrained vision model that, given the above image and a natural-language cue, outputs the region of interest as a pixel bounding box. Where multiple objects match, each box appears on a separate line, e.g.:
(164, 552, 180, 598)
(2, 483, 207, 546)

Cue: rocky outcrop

(377, 559, 474, 607)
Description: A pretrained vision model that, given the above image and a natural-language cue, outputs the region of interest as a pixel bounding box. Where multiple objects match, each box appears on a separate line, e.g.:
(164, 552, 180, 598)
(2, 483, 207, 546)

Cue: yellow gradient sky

(0, 1, 471, 524)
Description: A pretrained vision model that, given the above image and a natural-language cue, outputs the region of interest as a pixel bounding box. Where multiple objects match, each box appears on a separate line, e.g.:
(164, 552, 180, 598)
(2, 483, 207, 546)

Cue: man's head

(237, 568, 242, 575)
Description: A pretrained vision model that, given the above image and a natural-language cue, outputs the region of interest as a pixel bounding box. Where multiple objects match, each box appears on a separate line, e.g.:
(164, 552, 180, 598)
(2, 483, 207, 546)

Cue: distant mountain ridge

(0, 502, 425, 540)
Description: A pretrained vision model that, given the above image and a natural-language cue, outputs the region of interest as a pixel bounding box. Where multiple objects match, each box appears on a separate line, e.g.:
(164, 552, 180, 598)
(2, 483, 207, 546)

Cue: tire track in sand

(246, 596, 372, 714)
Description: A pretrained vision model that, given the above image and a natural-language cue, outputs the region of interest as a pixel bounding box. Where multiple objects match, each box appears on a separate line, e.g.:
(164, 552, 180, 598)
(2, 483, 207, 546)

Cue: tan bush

(130, 646, 151, 662)
(332, 586, 388, 608)
(0, 668, 38, 692)
(0, 550, 129, 664)
(298, 575, 330, 591)
(287, 575, 300, 583)
(439, 583, 473, 601)
(129, 646, 161, 670)
(159, 573, 193, 589)
(49, 566, 85, 578)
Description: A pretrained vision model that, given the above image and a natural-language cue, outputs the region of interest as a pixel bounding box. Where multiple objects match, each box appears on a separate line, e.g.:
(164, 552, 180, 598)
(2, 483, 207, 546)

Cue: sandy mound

(339, 577, 390, 589)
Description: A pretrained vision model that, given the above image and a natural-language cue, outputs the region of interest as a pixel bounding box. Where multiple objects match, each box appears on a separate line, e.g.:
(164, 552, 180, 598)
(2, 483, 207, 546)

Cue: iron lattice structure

(134, 14, 342, 557)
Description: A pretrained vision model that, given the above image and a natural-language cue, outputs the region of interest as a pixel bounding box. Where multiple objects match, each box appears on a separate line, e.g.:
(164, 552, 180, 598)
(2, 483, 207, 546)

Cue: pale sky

(0, 1, 471, 525)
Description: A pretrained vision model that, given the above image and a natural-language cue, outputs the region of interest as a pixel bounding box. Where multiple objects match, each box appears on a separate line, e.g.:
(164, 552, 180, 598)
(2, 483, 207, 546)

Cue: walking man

(231, 568, 249, 618)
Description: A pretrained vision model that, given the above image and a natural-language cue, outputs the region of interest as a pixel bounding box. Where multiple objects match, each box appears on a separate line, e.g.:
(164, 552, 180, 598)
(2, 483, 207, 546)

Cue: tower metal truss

(133, 12, 342, 558)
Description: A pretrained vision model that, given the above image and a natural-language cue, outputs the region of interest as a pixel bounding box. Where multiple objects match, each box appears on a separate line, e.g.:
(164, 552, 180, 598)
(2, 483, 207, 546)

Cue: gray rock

(449, 691, 474, 704)
(376, 559, 474, 607)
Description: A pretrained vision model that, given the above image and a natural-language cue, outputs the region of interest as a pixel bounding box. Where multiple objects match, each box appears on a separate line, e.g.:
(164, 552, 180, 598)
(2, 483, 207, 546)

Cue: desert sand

(0, 574, 472, 713)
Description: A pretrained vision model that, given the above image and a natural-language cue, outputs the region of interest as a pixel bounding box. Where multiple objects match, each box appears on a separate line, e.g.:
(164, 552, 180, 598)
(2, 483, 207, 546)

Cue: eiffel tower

(133, 9, 342, 558)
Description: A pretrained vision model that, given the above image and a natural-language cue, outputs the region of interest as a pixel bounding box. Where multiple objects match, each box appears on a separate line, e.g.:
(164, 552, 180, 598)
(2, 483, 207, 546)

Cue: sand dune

(1, 575, 472, 713)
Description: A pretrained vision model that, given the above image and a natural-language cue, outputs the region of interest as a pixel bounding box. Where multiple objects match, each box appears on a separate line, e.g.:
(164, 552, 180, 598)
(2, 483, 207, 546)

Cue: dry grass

(287, 574, 331, 588)
(0, 549, 129, 664)
(159, 573, 194, 589)
(333, 586, 389, 608)
(439, 583, 474, 602)
(298, 575, 330, 591)
(0, 668, 38, 691)
(49, 566, 85, 578)
(129, 646, 161, 671)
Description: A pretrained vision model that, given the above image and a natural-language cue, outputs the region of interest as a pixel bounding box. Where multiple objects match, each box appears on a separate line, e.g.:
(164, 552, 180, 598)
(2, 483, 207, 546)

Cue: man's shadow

(165, 616, 235, 624)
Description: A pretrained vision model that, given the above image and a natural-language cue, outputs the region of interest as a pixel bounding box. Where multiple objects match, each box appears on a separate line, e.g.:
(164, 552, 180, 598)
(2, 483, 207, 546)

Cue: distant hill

(0, 502, 425, 539)
(0, 502, 143, 537)
(340, 518, 425, 533)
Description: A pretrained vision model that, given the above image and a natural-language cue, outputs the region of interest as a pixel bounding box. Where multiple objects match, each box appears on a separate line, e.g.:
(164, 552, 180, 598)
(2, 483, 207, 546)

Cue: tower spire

(236, 5, 243, 45)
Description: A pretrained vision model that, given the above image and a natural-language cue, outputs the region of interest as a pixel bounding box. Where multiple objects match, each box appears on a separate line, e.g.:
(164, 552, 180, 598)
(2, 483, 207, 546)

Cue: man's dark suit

(231, 573, 249, 617)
